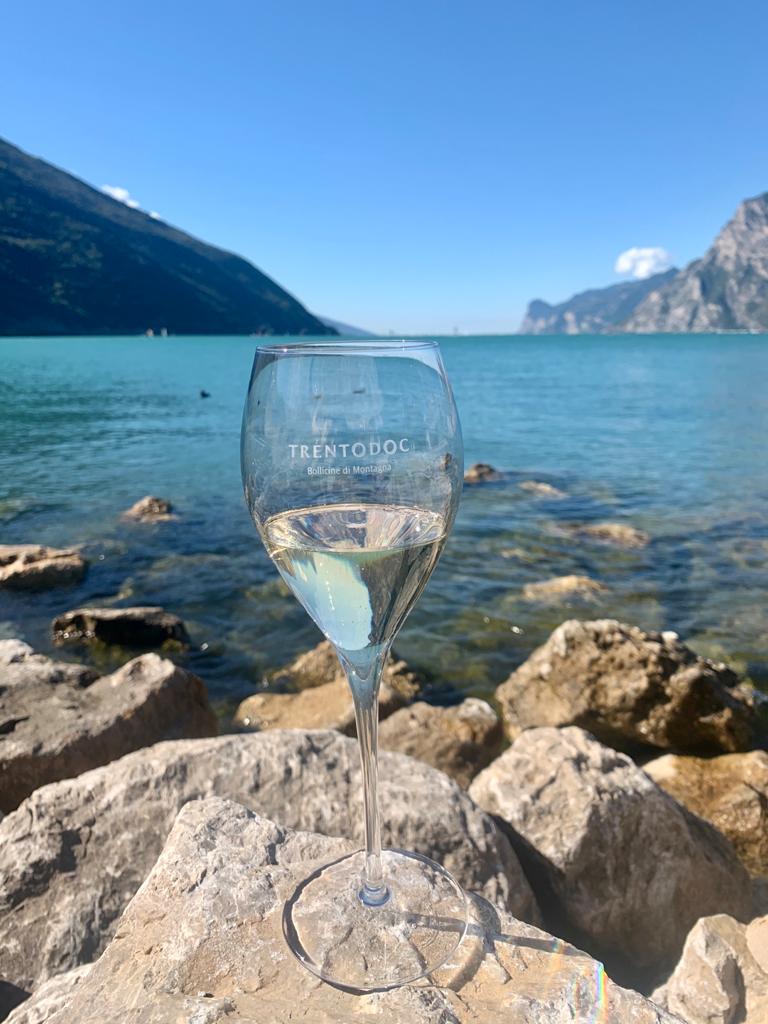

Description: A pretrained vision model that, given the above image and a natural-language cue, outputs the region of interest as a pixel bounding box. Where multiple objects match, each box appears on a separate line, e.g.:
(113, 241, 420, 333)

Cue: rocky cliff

(0, 137, 334, 337)
(624, 192, 768, 332)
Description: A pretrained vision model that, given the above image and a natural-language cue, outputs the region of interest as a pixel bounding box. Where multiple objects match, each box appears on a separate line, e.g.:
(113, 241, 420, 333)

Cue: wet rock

(5, 965, 92, 1024)
(522, 574, 607, 603)
(568, 521, 650, 548)
(464, 462, 503, 484)
(0, 651, 217, 812)
(645, 751, 768, 877)
(495, 619, 759, 754)
(0, 730, 536, 994)
(121, 495, 176, 521)
(469, 726, 752, 978)
(379, 698, 503, 787)
(0, 545, 87, 590)
(234, 639, 421, 732)
(52, 605, 190, 649)
(652, 914, 768, 1024)
(519, 480, 566, 498)
(0, 639, 97, 688)
(42, 797, 682, 1024)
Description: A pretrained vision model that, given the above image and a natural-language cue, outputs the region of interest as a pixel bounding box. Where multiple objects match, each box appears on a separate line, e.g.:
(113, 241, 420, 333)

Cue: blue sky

(2, 1, 767, 334)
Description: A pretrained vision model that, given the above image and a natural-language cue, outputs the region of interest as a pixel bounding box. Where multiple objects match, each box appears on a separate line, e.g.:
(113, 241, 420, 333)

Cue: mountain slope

(0, 137, 333, 337)
(624, 193, 768, 332)
(519, 269, 679, 334)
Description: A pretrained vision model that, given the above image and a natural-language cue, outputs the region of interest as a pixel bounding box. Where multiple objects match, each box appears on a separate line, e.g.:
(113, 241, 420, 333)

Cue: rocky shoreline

(1, 502, 767, 1022)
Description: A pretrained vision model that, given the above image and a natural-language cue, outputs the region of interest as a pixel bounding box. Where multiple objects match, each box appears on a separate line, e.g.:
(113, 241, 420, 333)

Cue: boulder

(464, 462, 502, 484)
(645, 751, 768, 877)
(652, 914, 768, 1024)
(234, 639, 422, 732)
(495, 619, 759, 754)
(52, 606, 190, 649)
(469, 726, 752, 979)
(0, 545, 87, 590)
(0, 652, 217, 812)
(0, 639, 97, 688)
(42, 798, 682, 1024)
(519, 480, 566, 498)
(522, 574, 607, 603)
(121, 495, 176, 521)
(0, 730, 537, 994)
(568, 522, 650, 548)
(379, 698, 503, 787)
(5, 965, 92, 1024)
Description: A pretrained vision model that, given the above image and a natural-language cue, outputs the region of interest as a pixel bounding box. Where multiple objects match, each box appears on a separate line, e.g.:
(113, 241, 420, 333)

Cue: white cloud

(614, 246, 671, 280)
(149, 211, 161, 220)
(101, 184, 141, 209)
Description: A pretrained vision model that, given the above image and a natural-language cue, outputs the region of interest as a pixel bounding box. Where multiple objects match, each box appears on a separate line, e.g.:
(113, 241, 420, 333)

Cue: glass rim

(253, 338, 439, 355)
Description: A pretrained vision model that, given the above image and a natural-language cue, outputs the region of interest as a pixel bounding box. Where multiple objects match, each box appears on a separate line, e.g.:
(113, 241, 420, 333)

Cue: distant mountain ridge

(520, 192, 768, 334)
(0, 137, 334, 337)
(519, 269, 678, 335)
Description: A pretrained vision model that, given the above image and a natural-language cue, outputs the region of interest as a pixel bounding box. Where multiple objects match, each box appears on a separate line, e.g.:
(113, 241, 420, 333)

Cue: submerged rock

(121, 495, 176, 521)
(0, 545, 87, 590)
(645, 750, 768, 878)
(652, 914, 768, 1024)
(522, 574, 607, 603)
(519, 480, 567, 498)
(495, 619, 759, 754)
(52, 605, 190, 649)
(469, 726, 752, 979)
(0, 651, 217, 812)
(379, 698, 503, 787)
(568, 521, 650, 548)
(41, 798, 681, 1024)
(0, 729, 536, 994)
(464, 462, 503, 484)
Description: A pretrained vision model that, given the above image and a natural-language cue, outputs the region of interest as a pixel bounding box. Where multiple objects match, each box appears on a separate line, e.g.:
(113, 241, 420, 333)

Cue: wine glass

(241, 338, 467, 992)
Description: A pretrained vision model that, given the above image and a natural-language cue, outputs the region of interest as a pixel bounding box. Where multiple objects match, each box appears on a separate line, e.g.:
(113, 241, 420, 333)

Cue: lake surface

(2, 333, 767, 716)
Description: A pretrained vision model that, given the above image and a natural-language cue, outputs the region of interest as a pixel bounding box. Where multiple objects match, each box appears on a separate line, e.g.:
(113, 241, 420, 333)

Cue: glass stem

(339, 645, 390, 908)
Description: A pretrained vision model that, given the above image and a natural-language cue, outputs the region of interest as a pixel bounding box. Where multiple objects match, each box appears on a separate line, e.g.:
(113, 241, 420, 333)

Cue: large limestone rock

(0, 651, 217, 812)
(43, 798, 682, 1024)
(234, 639, 421, 732)
(567, 522, 650, 548)
(652, 914, 768, 1024)
(379, 698, 503, 787)
(52, 605, 190, 649)
(496, 619, 759, 754)
(0, 639, 96, 688)
(519, 480, 566, 498)
(469, 727, 752, 978)
(0, 730, 536, 994)
(645, 751, 768, 878)
(5, 966, 92, 1024)
(0, 544, 87, 590)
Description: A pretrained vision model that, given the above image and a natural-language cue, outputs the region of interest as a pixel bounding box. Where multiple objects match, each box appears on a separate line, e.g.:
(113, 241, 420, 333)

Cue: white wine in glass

(241, 339, 467, 991)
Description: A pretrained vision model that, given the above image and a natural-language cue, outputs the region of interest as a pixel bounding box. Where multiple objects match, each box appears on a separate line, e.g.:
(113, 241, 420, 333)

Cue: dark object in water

(200, 390, 211, 398)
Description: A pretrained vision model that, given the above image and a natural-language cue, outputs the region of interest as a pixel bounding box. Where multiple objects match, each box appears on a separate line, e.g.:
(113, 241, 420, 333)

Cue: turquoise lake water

(1, 333, 767, 716)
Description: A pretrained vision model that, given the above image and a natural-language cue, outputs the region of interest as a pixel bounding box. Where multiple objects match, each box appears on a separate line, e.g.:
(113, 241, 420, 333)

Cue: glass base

(282, 848, 470, 992)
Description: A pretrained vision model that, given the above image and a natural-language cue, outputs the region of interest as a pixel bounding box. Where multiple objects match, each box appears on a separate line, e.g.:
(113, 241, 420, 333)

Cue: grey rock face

(0, 729, 536, 994)
(0, 545, 87, 590)
(469, 726, 752, 977)
(5, 965, 92, 1024)
(43, 798, 682, 1024)
(495, 619, 759, 754)
(0, 639, 97, 688)
(378, 698, 503, 787)
(651, 914, 768, 1024)
(519, 268, 679, 334)
(52, 605, 190, 649)
(625, 193, 768, 332)
(0, 651, 217, 812)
